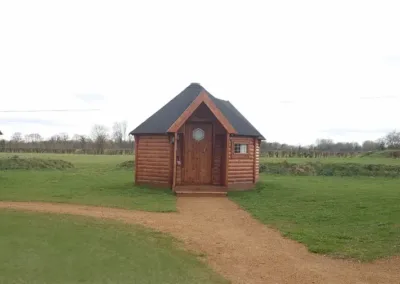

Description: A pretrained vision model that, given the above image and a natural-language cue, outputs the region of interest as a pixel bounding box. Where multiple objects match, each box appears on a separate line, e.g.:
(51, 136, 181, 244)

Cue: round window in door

(192, 128, 205, 141)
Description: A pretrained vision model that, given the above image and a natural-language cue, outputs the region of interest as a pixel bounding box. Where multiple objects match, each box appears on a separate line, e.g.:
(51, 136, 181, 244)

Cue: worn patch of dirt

(0, 199, 399, 284)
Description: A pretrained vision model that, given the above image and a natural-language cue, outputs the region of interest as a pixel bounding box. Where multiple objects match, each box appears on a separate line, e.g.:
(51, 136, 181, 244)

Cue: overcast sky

(1, 0, 399, 145)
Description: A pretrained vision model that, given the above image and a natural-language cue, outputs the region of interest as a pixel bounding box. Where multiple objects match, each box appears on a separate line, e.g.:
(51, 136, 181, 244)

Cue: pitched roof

(130, 83, 265, 139)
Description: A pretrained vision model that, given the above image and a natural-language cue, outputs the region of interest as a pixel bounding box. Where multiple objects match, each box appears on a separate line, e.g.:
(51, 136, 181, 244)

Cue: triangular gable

(167, 91, 237, 134)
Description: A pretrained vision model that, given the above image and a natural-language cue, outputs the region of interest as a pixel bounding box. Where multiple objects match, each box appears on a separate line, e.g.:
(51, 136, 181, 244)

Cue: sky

(0, 0, 399, 145)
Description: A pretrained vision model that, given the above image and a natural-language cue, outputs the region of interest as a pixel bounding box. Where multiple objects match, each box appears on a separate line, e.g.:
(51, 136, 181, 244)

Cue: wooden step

(175, 191, 227, 197)
(174, 185, 228, 197)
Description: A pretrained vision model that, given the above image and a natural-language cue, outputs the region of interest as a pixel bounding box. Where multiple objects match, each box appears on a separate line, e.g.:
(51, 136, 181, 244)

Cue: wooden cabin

(129, 83, 265, 195)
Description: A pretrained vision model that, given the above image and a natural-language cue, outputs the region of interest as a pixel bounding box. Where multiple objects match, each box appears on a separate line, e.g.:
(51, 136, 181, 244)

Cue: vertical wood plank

(224, 133, 229, 186)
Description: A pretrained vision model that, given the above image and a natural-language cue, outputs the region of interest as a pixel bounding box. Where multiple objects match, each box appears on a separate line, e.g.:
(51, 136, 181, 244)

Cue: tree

(11, 132, 23, 142)
(58, 132, 69, 142)
(25, 133, 42, 143)
(112, 121, 128, 145)
(384, 130, 400, 149)
(362, 140, 380, 151)
(78, 135, 88, 150)
(91, 124, 109, 154)
(315, 138, 334, 151)
(112, 122, 123, 144)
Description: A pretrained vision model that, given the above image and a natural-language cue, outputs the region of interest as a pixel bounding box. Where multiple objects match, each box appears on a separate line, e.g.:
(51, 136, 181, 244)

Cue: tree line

(261, 130, 400, 158)
(0, 125, 399, 157)
(0, 121, 135, 155)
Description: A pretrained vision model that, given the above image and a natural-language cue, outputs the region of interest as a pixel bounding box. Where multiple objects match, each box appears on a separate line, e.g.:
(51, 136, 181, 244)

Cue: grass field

(260, 156, 400, 165)
(0, 153, 175, 212)
(2, 152, 400, 261)
(0, 210, 227, 284)
(229, 175, 400, 261)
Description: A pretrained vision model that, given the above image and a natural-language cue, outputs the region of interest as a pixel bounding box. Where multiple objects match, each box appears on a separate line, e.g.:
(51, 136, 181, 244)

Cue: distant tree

(112, 122, 123, 144)
(11, 132, 23, 142)
(79, 135, 88, 150)
(0, 139, 5, 151)
(58, 132, 69, 142)
(25, 133, 42, 143)
(91, 124, 109, 154)
(377, 138, 386, 151)
(315, 138, 334, 151)
(362, 140, 380, 151)
(121, 120, 128, 142)
(72, 134, 81, 141)
(384, 130, 400, 149)
(112, 121, 128, 145)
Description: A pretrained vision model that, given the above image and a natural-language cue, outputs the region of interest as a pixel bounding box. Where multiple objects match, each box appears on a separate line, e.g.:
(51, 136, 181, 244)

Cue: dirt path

(0, 199, 399, 284)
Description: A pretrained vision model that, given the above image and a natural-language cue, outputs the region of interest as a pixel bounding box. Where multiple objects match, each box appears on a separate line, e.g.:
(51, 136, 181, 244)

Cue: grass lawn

(0, 210, 227, 284)
(261, 156, 400, 165)
(0, 153, 175, 212)
(229, 175, 400, 261)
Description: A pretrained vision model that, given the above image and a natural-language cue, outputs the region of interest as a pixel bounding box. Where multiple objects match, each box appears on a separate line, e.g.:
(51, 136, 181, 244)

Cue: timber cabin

(129, 83, 265, 195)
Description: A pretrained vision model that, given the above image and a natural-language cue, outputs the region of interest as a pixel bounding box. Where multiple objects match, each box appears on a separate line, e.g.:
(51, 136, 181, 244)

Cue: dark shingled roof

(130, 83, 265, 139)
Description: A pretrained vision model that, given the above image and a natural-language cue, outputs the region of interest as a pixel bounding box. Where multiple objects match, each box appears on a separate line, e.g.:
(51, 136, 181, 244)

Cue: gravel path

(1, 199, 399, 284)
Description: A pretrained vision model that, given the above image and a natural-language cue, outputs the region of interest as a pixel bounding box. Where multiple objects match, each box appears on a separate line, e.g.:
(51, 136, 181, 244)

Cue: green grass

(259, 161, 400, 177)
(261, 156, 400, 165)
(361, 150, 400, 158)
(0, 210, 227, 284)
(0, 153, 175, 212)
(229, 175, 400, 261)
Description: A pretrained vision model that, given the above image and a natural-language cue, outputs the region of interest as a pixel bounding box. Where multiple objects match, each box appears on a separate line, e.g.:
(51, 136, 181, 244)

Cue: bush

(116, 160, 135, 170)
(259, 161, 400, 178)
(0, 156, 74, 170)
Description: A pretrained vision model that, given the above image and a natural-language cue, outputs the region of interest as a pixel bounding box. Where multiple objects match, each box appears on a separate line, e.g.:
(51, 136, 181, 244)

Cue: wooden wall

(135, 135, 171, 186)
(227, 137, 255, 185)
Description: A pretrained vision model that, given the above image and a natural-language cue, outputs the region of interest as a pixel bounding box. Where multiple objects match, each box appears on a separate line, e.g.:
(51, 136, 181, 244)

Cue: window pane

(234, 143, 247, 154)
(192, 128, 205, 141)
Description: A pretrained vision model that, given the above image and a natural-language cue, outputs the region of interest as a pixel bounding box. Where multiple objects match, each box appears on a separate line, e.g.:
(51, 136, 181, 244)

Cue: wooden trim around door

(172, 132, 178, 189)
(167, 91, 237, 134)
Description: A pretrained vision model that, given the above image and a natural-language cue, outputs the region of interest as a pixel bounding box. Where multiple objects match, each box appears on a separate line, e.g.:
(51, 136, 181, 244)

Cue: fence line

(0, 148, 134, 155)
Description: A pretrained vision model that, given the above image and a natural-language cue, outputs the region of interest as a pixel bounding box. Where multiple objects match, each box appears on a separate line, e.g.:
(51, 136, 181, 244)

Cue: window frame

(234, 143, 248, 154)
(231, 139, 251, 158)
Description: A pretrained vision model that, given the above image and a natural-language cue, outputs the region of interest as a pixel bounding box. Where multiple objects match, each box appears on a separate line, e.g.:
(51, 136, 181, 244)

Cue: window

(192, 128, 205, 141)
(234, 143, 248, 154)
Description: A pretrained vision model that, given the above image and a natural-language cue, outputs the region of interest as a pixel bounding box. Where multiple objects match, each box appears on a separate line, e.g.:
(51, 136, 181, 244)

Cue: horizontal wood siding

(136, 135, 171, 186)
(212, 135, 224, 185)
(228, 137, 255, 184)
(255, 139, 260, 182)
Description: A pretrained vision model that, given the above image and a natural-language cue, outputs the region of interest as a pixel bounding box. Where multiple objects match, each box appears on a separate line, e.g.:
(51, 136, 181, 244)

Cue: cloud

(278, 100, 294, 104)
(359, 95, 398, 100)
(0, 117, 68, 126)
(75, 94, 104, 103)
(383, 56, 400, 67)
(320, 128, 392, 135)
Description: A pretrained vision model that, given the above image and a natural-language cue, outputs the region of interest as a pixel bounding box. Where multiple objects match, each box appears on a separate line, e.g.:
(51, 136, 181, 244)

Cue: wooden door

(183, 123, 213, 184)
